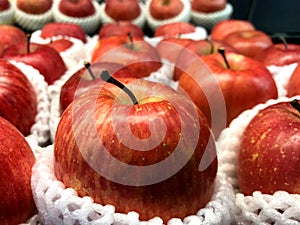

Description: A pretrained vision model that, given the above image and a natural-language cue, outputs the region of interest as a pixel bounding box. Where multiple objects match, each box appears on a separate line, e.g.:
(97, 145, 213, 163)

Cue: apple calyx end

(290, 99, 300, 113)
(218, 47, 230, 69)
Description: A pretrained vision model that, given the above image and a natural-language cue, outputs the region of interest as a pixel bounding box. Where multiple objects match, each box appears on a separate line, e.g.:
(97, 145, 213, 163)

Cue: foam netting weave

(216, 96, 300, 225)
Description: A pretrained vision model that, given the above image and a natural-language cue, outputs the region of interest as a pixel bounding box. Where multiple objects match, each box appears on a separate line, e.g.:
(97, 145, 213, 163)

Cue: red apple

(16, 0, 53, 14)
(98, 21, 144, 39)
(237, 99, 300, 195)
(104, 0, 141, 21)
(58, 0, 95, 17)
(0, 25, 27, 54)
(46, 38, 74, 53)
(154, 21, 196, 38)
(286, 62, 300, 97)
(54, 73, 217, 223)
(178, 50, 278, 137)
(210, 19, 255, 42)
(0, 0, 10, 11)
(191, 0, 226, 13)
(0, 59, 37, 136)
(40, 22, 87, 43)
(0, 116, 36, 225)
(0, 39, 67, 85)
(149, 0, 184, 20)
(59, 61, 141, 114)
(91, 35, 162, 78)
(173, 38, 239, 81)
(222, 30, 273, 58)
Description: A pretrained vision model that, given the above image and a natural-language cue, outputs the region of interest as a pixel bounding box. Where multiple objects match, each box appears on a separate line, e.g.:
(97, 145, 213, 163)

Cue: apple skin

(98, 21, 144, 39)
(16, 0, 53, 14)
(178, 52, 278, 136)
(58, 0, 95, 18)
(46, 38, 74, 53)
(59, 62, 141, 114)
(104, 0, 141, 21)
(0, 116, 36, 225)
(91, 35, 162, 78)
(191, 0, 226, 13)
(222, 30, 273, 58)
(149, 0, 184, 20)
(0, 0, 10, 11)
(173, 39, 239, 81)
(154, 21, 196, 38)
(40, 22, 87, 43)
(54, 77, 218, 223)
(0, 25, 27, 54)
(254, 43, 300, 67)
(237, 100, 300, 195)
(0, 59, 37, 136)
(287, 62, 300, 97)
(210, 19, 255, 42)
(0, 42, 67, 85)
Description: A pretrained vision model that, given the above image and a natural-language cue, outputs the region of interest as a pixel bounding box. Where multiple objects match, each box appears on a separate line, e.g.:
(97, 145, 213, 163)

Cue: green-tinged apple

(191, 0, 226, 13)
(287, 62, 300, 97)
(222, 29, 273, 58)
(59, 61, 140, 114)
(178, 49, 278, 137)
(58, 0, 95, 17)
(16, 0, 53, 14)
(0, 59, 37, 136)
(237, 99, 300, 195)
(154, 21, 196, 38)
(98, 21, 144, 39)
(40, 22, 87, 43)
(149, 0, 184, 20)
(91, 35, 162, 78)
(104, 0, 141, 21)
(0, 25, 27, 54)
(54, 72, 217, 223)
(0, 36, 67, 85)
(156, 37, 194, 63)
(173, 38, 238, 80)
(0, 0, 10, 11)
(0, 116, 36, 225)
(210, 19, 255, 42)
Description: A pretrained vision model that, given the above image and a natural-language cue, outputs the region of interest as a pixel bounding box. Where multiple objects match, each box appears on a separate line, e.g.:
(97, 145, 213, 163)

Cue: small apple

(286, 62, 300, 97)
(58, 0, 95, 17)
(237, 99, 300, 195)
(191, 0, 226, 13)
(178, 49, 278, 137)
(0, 116, 36, 225)
(222, 29, 273, 58)
(54, 72, 217, 223)
(0, 59, 37, 136)
(40, 22, 87, 43)
(0, 25, 27, 54)
(104, 0, 141, 21)
(154, 21, 196, 38)
(91, 35, 162, 78)
(98, 21, 144, 39)
(149, 0, 184, 20)
(16, 0, 53, 14)
(210, 19, 255, 42)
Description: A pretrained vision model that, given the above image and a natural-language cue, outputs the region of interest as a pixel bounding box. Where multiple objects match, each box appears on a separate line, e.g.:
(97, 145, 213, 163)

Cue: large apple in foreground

(54, 74, 217, 223)
(237, 99, 300, 195)
(287, 62, 300, 97)
(0, 116, 36, 224)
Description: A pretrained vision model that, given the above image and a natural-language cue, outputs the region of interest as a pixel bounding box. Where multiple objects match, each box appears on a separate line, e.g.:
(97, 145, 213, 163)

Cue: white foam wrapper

(0, 3, 15, 25)
(9, 60, 51, 146)
(99, 2, 147, 29)
(31, 144, 236, 225)
(52, 0, 102, 35)
(216, 96, 300, 224)
(145, 0, 191, 32)
(191, 3, 233, 30)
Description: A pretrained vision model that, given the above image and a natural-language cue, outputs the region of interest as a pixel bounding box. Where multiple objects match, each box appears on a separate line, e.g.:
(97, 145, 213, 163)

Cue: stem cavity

(218, 47, 230, 69)
(290, 99, 300, 113)
(84, 61, 96, 80)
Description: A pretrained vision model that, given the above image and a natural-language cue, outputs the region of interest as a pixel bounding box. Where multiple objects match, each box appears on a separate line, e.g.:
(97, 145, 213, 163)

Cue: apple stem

(206, 38, 214, 54)
(127, 32, 134, 50)
(100, 70, 138, 105)
(290, 99, 300, 112)
(218, 48, 230, 69)
(279, 35, 288, 50)
(27, 33, 31, 54)
(84, 62, 96, 80)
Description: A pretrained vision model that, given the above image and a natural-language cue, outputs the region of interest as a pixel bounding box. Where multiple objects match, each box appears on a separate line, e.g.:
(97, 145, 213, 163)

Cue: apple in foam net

(0, 25, 27, 54)
(16, 0, 53, 14)
(237, 99, 300, 195)
(0, 116, 36, 225)
(91, 35, 162, 78)
(54, 72, 218, 223)
(149, 0, 184, 20)
(178, 49, 278, 137)
(0, 59, 37, 136)
(58, 0, 95, 18)
(104, 0, 141, 21)
(154, 21, 196, 38)
(286, 62, 300, 97)
(98, 21, 144, 39)
(191, 0, 226, 13)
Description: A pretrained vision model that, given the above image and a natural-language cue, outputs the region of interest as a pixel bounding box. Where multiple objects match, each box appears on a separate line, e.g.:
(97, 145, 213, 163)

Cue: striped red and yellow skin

(54, 78, 217, 223)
